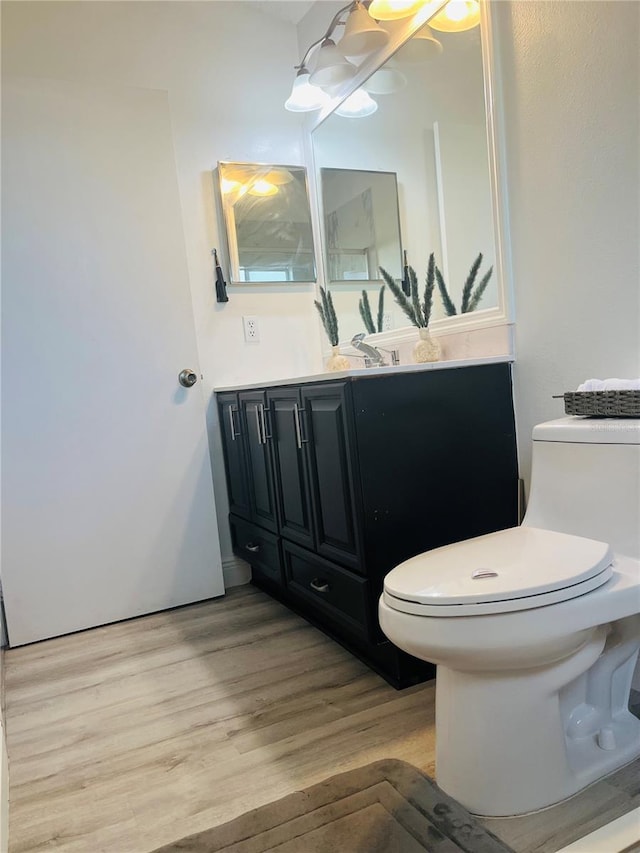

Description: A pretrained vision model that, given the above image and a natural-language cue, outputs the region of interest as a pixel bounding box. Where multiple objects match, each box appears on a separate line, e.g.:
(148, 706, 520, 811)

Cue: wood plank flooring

(4, 585, 640, 853)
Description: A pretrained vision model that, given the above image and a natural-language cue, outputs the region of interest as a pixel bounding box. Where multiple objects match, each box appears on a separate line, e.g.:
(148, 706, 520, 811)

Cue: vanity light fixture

(285, 1, 381, 114)
(284, 0, 452, 116)
(335, 87, 378, 117)
(429, 0, 480, 32)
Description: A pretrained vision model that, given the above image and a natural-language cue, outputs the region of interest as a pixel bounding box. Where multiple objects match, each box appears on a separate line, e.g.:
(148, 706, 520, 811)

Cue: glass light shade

(335, 88, 378, 118)
(309, 39, 357, 89)
(338, 2, 389, 58)
(367, 0, 426, 21)
(362, 65, 407, 95)
(429, 0, 480, 32)
(395, 25, 443, 62)
(284, 69, 330, 112)
(264, 168, 294, 186)
(248, 179, 278, 197)
(220, 177, 242, 194)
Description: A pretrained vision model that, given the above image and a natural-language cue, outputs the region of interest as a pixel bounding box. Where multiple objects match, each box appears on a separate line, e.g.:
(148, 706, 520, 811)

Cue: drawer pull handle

(245, 543, 261, 553)
(310, 578, 330, 593)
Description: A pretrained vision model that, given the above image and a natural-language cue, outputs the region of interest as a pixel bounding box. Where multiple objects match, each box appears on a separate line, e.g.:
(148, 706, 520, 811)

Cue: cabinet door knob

(245, 543, 261, 553)
(310, 578, 330, 593)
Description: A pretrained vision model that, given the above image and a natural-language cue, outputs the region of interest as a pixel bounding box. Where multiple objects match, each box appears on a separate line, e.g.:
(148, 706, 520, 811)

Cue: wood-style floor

(4, 585, 640, 853)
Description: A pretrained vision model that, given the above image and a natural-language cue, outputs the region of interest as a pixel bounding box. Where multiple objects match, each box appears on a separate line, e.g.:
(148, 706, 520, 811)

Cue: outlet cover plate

(243, 316, 260, 344)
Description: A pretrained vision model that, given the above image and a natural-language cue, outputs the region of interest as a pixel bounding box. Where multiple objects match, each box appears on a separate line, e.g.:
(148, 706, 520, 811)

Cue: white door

(2, 78, 224, 646)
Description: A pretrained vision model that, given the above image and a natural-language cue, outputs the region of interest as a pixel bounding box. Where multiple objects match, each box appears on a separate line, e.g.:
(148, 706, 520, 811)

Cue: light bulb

(249, 179, 278, 197)
(429, 0, 480, 32)
(367, 0, 426, 22)
(220, 178, 242, 194)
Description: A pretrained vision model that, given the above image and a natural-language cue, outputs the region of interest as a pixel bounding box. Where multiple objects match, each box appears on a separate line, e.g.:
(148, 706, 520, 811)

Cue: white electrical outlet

(242, 316, 260, 343)
(382, 313, 393, 332)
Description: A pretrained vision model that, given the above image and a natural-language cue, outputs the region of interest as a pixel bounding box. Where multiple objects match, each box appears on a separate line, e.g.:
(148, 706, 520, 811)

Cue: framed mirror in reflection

(217, 162, 316, 283)
(312, 10, 503, 342)
(321, 168, 402, 284)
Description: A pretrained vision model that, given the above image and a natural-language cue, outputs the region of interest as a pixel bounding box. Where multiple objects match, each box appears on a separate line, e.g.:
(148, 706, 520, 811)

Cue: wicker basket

(559, 390, 640, 418)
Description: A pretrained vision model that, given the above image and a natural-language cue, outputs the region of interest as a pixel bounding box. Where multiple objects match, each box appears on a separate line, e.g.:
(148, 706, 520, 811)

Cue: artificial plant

(314, 286, 340, 346)
(436, 252, 494, 315)
(358, 285, 386, 335)
(380, 252, 437, 328)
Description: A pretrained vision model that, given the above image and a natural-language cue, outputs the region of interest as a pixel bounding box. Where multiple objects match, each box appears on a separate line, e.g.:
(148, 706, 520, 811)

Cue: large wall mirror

(321, 168, 402, 284)
(311, 4, 509, 344)
(217, 162, 316, 283)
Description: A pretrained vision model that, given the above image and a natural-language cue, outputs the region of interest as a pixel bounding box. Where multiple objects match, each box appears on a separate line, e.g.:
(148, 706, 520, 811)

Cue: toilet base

(435, 617, 640, 816)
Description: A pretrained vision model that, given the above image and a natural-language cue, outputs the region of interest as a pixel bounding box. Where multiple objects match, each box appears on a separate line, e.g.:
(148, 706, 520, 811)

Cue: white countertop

(214, 354, 513, 393)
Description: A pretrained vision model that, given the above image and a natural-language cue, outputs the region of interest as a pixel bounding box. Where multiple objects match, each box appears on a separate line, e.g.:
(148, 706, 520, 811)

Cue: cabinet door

(267, 388, 315, 550)
(302, 382, 361, 570)
(218, 393, 251, 520)
(239, 391, 278, 533)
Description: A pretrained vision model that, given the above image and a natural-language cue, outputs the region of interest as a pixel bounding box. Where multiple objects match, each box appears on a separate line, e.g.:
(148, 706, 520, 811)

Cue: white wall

(495, 1, 640, 488)
(3, 0, 638, 570)
(2, 1, 324, 571)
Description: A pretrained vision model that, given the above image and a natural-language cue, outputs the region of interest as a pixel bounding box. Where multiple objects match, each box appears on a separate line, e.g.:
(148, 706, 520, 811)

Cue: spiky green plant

(376, 284, 385, 333)
(380, 266, 419, 326)
(436, 253, 493, 315)
(466, 265, 493, 313)
(358, 285, 386, 334)
(436, 266, 457, 316)
(423, 252, 436, 327)
(314, 286, 340, 346)
(359, 290, 375, 334)
(381, 258, 436, 328)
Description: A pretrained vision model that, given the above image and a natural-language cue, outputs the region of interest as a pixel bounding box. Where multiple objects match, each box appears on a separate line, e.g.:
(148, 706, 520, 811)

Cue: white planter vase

(413, 328, 441, 363)
(326, 345, 351, 372)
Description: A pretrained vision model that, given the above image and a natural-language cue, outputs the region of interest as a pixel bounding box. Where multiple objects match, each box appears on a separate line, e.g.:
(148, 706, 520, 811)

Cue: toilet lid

(383, 527, 614, 616)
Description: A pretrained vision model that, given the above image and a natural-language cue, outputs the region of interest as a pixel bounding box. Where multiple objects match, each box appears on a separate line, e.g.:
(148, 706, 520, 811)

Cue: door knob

(178, 369, 198, 388)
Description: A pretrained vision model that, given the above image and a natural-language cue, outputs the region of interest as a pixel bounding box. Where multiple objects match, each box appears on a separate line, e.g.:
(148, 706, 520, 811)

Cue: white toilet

(379, 417, 640, 817)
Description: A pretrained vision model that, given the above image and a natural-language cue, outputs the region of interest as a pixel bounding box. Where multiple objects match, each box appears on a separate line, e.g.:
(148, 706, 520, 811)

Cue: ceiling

(246, 0, 316, 26)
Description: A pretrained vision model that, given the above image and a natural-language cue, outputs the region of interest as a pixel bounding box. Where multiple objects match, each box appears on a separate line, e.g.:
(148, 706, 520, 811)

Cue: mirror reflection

(312, 19, 497, 341)
(218, 162, 316, 283)
(321, 168, 402, 283)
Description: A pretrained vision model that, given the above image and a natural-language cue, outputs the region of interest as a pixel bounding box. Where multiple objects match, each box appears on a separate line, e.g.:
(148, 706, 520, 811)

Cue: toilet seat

(383, 526, 613, 617)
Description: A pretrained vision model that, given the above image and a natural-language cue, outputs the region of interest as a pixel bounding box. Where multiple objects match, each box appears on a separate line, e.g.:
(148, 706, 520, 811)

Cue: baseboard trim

(223, 557, 251, 589)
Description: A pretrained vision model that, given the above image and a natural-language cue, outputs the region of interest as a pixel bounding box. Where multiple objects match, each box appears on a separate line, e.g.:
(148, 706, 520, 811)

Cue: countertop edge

(213, 355, 514, 393)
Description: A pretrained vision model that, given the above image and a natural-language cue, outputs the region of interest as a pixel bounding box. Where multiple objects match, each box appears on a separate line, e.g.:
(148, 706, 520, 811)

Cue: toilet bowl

(379, 417, 640, 817)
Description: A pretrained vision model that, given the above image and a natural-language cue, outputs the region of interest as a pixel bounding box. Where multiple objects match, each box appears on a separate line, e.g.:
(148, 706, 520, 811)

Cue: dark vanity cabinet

(218, 362, 519, 688)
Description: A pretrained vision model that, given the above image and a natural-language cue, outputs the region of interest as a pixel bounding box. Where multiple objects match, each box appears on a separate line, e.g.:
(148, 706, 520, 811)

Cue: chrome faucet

(351, 333, 400, 368)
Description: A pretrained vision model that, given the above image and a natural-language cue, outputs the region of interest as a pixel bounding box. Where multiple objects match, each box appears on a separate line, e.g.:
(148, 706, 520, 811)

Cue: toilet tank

(523, 417, 640, 559)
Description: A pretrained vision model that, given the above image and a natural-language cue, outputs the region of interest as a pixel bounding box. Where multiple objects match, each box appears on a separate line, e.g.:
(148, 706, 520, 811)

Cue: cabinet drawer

(230, 515, 283, 586)
(282, 541, 369, 640)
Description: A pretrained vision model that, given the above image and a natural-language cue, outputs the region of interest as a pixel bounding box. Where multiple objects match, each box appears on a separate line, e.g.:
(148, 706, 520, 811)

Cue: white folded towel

(577, 378, 640, 392)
